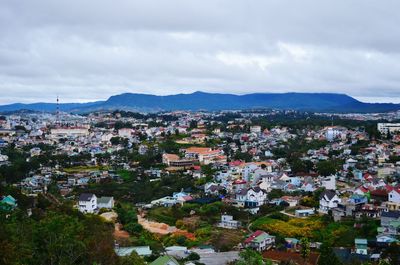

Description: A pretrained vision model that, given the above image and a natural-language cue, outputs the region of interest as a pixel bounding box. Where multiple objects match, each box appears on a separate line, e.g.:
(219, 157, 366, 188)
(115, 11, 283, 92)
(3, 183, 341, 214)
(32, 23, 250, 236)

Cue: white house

(97, 196, 114, 209)
(235, 187, 267, 208)
(218, 214, 241, 229)
(250, 125, 262, 134)
(78, 193, 97, 213)
(244, 230, 275, 251)
(319, 190, 341, 214)
(388, 188, 400, 204)
(118, 128, 132, 138)
(321, 175, 336, 190)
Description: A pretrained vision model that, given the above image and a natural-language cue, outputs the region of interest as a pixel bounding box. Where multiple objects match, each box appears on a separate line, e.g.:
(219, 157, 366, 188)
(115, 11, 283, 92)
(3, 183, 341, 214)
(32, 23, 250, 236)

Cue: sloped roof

(79, 193, 95, 202)
(320, 190, 336, 200)
(150, 255, 179, 265)
(381, 211, 400, 219)
(97, 196, 113, 204)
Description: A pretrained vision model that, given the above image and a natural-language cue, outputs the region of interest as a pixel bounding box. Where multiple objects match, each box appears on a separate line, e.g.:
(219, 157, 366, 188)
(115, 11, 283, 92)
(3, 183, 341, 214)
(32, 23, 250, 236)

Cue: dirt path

(138, 215, 195, 240)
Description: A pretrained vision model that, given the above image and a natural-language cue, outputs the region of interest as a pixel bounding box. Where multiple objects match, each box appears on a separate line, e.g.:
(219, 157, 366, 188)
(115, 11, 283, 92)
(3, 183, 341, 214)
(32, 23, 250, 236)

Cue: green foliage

(236, 249, 264, 265)
(318, 243, 342, 265)
(124, 223, 143, 234)
(299, 238, 310, 262)
(267, 189, 285, 200)
(115, 203, 137, 225)
(186, 252, 200, 261)
(0, 207, 118, 265)
(381, 243, 400, 265)
(316, 161, 338, 176)
(110, 136, 129, 146)
(118, 251, 146, 265)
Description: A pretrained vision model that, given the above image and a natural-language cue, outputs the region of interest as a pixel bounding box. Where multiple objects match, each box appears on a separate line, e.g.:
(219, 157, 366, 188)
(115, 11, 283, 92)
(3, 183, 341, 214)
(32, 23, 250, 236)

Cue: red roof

(363, 173, 374, 181)
(233, 179, 247, 185)
(356, 185, 369, 193)
(391, 187, 400, 194)
(229, 160, 243, 167)
(244, 230, 265, 244)
(370, 189, 389, 197)
(386, 185, 394, 193)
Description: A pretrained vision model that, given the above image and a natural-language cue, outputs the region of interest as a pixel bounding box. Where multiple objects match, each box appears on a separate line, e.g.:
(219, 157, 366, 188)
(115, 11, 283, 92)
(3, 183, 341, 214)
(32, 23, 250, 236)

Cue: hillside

(0, 91, 398, 113)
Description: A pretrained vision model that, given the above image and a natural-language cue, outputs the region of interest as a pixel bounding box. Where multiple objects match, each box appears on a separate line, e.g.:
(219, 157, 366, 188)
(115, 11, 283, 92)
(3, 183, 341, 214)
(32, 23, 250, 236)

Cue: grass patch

(63, 165, 109, 173)
(251, 216, 324, 239)
(117, 170, 136, 181)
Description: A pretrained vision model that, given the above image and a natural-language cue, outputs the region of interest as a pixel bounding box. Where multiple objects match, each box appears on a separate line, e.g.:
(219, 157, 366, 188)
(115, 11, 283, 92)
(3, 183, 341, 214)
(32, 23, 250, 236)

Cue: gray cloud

(0, 0, 400, 104)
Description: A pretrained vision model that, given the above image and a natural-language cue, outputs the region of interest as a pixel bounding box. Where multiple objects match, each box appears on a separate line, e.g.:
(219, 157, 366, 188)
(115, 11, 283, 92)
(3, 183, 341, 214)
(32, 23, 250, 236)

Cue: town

(1, 108, 400, 265)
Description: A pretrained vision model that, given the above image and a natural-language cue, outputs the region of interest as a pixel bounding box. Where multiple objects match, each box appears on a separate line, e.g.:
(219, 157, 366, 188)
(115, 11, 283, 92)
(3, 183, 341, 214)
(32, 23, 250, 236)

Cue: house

(78, 193, 97, 213)
(354, 238, 368, 255)
(0, 195, 17, 211)
(151, 196, 180, 207)
(162, 153, 196, 167)
(150, 255, 180, 265)
(354, 185, 371, 196)
(280, 196, 300, 207)
(285, 238, 300, 250)
(319, 190, 341, 214)
(244, 230, 275, 251)
(388, 188, 400, 204)
(378, 220, 400, 236)
(204, 183, 224, 195)
(218, 214, 241, 229)
(184, 147, 226, 165)
(376, 234, 398, 245)
(235, 187, 267, 209)
(380, 211, 400, 227)
(118, 128, 132, 138)
(295, 209, 315, 218)
(321, 175, 336, 190)
(97, 196, 114, 209)
(114, 245, 152, 257)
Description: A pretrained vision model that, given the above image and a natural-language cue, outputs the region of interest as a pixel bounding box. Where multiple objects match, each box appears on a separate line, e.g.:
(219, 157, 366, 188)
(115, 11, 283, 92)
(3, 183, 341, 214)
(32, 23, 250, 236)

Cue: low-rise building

(244, 230, 275, 251)
(218, 214, 241, 229)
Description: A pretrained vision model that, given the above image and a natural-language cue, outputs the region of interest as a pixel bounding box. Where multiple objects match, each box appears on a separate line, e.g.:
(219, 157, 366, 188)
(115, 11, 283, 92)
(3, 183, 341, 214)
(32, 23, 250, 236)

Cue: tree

(236, 249, 264, 265)
(299, 238, 310, 264)
(318, 243, 342, 265)
(118, 251, 146, 265)
(124, 223, 143, 234)
(316, 161, 337, 176)
(381, 243, 400, 265)
(186, 252, 200, 261)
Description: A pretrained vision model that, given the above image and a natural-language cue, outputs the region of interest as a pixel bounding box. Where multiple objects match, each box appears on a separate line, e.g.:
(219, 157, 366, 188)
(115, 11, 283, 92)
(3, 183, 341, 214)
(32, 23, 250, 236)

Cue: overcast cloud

(0, 0, 400, 104)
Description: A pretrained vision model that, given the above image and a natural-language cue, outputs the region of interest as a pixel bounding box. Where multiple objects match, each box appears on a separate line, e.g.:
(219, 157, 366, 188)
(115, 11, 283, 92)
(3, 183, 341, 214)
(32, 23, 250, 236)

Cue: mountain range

(0, 91, 399, 113)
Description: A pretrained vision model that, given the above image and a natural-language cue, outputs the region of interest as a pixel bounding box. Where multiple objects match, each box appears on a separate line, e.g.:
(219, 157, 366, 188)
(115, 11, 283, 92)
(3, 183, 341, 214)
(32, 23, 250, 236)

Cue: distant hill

(0, 91, 399, 113)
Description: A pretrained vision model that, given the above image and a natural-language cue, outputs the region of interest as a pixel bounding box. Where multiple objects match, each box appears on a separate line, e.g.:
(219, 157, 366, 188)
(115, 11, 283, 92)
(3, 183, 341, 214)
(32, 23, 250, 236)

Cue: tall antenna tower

(56, 95, 60, 127)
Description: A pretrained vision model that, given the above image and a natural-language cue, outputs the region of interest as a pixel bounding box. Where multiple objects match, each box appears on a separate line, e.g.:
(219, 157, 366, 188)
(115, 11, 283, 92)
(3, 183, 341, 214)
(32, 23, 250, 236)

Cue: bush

(186, 252, 200, 261)
(269, 212, 289, 222)
(124, 223, 143, 234)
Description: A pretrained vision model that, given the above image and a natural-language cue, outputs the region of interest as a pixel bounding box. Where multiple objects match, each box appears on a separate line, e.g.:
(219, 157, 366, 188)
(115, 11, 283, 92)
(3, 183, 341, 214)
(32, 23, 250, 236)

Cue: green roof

(254, 233, 275, 243)
(355, 238, 367, 245)
(285, 238, 299, 244)
(115, 246, 152, 256)
(150, 255, 179, 265)
(389, 221, 400, 228)
(97, 196, 113, 204)
(1, 195, 16, 206)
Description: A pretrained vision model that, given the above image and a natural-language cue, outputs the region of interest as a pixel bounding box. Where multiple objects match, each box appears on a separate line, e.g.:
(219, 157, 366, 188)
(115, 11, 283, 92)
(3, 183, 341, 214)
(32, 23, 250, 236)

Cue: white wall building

(319, 190, 341, 214)
(78, 193, 97, 213)
(218, 215, 241, 229)
(389, 188, 400, 204)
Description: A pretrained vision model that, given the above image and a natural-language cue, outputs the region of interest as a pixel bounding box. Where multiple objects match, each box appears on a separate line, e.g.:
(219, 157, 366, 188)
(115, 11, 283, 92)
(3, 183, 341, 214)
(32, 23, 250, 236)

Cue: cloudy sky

(1, 0, 400, 104)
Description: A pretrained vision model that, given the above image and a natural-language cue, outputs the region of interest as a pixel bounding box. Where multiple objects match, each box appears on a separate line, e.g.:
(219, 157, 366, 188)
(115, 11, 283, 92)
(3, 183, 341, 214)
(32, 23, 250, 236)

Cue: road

(194, 250, 239, 265)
